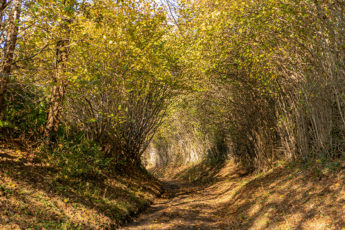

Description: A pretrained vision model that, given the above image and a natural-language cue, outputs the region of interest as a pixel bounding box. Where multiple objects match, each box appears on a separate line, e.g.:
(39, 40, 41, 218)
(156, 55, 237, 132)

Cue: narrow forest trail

(1, 144, 344, 229)
(119, 161, 345, 230)
(119, 179, 229, 230)
(119, 162, 246, 230)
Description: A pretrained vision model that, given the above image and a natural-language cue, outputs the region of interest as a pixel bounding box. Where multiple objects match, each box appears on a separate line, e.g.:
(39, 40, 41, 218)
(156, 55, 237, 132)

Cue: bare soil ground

(120, 160, 345, 230)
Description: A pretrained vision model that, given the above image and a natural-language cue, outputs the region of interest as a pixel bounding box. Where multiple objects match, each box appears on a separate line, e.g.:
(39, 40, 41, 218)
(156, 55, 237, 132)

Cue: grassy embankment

(154, 157, 345, 229)
(0, 142, 162, 229)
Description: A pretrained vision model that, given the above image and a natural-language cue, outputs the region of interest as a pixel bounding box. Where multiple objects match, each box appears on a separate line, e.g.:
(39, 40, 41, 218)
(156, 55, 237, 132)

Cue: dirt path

(119, 180, 227, 230)
(2, 145, 344, 229)
(119, 161, 345, 230)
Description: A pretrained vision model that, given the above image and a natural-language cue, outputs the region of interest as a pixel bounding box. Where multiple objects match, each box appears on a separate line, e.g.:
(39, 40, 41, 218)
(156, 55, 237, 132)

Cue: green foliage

(1, 78, 47, 139)
(148, 0, 345, 170)
(2, 0, 345, 171)
(48, 137, 113, 178)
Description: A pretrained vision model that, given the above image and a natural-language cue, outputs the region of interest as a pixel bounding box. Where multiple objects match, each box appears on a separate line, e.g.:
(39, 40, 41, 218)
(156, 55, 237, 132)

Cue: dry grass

(215, 161, 345, 229)
(0, 144, 162, 229)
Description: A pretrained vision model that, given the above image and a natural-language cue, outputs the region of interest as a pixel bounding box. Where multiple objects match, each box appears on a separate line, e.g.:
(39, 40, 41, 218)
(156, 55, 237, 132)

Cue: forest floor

(120, 159, 345, 230)
(1, 141, 345, 229)
(0, 142, 162, 229)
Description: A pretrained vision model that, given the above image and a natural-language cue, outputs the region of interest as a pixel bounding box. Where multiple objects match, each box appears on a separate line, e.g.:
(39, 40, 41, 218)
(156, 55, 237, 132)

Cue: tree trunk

(45, 83, 66, 143)
(44, 37, 70, 143)
(0, 0, 8, 13)
(0, 0, 22, 114)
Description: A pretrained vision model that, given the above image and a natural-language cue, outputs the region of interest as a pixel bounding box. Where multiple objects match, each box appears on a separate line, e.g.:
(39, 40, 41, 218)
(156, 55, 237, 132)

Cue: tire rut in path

(119, 180, 224, 230)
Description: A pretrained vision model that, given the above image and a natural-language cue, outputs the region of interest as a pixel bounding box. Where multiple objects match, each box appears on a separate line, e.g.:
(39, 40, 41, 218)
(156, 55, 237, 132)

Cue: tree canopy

(0, 0, 344, 169)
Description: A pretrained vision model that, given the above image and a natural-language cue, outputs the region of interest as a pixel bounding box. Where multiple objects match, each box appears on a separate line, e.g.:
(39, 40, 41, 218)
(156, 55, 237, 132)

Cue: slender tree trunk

(44, 0, 75, 144)
(45, 83, 66, 143)
(0, 0, 8, 13)
(0, 0, 22, 114)
(44, 28, 70, 143)
(0, 0, 8, 47)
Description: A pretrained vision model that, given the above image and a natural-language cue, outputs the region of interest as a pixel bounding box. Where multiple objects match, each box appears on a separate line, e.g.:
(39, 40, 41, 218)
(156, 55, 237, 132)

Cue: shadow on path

(119, 179, 223, 230)
(119, 160, 345, 230)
